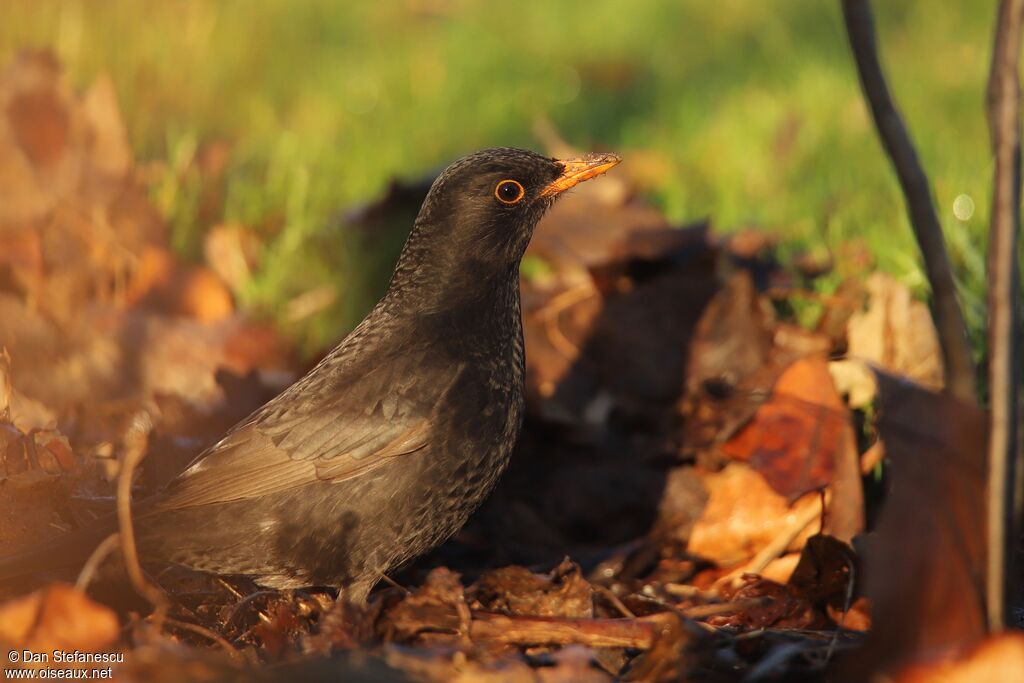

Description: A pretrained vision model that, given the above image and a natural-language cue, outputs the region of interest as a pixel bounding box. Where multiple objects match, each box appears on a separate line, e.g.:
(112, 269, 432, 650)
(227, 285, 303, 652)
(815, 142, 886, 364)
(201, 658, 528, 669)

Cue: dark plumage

(0, 147, 620, 601)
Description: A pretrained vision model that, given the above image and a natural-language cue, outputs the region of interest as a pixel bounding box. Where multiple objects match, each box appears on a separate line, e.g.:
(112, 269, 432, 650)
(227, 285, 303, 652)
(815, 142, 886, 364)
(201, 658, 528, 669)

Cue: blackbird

(0, 147, 620, 601)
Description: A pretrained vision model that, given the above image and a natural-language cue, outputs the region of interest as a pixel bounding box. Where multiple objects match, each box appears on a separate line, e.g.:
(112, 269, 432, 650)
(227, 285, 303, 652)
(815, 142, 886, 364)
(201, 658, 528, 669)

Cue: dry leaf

(470, 560, 593, 618)
(720, 355, 864, 541)
(894, 633, 1024, 683)
(847, 273, 943, 389)
(0, 584, 119, 664)
(81, 74, 131, 183)
(687, 463, 821, 566)
(845, 373, 987, 678)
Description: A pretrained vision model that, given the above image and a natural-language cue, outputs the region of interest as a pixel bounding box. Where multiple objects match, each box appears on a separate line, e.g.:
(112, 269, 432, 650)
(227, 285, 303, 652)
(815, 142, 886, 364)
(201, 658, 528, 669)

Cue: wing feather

(152, 349, 463, 510)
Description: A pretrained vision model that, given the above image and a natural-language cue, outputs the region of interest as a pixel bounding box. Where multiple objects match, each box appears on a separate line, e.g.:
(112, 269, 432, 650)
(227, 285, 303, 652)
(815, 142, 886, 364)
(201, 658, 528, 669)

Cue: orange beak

(539, 152, 622, 197)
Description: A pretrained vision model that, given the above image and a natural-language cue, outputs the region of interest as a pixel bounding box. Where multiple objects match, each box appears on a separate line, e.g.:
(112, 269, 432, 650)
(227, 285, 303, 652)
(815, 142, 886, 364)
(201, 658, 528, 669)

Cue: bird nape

(0, 147, 621, 602)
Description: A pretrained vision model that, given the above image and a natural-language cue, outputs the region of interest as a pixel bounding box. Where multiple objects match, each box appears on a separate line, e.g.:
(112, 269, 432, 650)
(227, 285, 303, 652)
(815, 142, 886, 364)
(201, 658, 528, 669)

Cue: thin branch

(116, 411, 166, 610)
(467, 611, 672, 649)
(841, 0, 977, 403)
(74, 532, 120, 593)
(985, 0, 1024, 633)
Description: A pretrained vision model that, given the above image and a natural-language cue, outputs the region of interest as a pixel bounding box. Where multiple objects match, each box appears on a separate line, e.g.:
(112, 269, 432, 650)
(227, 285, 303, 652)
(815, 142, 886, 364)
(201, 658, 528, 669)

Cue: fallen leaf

(687, 463, 821, 567)
(893, 633, 1024, 683)
(81, 73, 131, 184)
(203, 223, 261, 293)
(720, 355, 864, 542)
(470, 560, 593, 619)
(788, 534, 858, 611)
(707, 575, 828, 630)
(844, 373, 987, 677)
(680, 271, 779, 451)
(0, 584, 119, 665)
(847, 272, 943, 390)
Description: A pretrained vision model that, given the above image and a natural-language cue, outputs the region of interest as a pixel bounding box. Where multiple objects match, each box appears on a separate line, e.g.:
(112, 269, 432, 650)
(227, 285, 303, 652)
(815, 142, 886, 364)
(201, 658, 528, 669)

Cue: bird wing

(152, 354, 463, 511)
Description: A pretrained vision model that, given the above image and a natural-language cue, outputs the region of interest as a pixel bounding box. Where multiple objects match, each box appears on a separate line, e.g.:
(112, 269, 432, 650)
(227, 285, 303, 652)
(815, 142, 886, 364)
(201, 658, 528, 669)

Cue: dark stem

(985, 0, 1024, 633)
(840, 0, 977, 403)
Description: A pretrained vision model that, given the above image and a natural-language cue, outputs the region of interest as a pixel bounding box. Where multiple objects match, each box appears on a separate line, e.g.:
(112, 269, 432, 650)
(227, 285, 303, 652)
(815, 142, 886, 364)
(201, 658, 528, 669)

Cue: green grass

(0, 0, 999, 353)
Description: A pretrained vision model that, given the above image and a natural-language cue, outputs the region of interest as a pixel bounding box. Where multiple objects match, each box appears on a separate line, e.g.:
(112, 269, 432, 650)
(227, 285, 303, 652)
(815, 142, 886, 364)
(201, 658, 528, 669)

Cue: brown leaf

(847, 273, 943, 390)
(847, 373, 987, 677)
(708, 575, 828, 630)
(893, 633, 1024, 683)
(0, 584, 119, 663)
(680, 272, 779, 450)
(0, 51, 86, 228)
(788, 534, 858, 610)
(379, 568, 469, 644)
(720, 355, 865, 543)
(81, 74, 131, 182)
(721, 357, 847, 496)
(127, 246, 234, 321)
(470, 560, 593, 618)
(8, 81, 69, 167)
(687, 463, 821, 566)
(203, 223, 261, 293)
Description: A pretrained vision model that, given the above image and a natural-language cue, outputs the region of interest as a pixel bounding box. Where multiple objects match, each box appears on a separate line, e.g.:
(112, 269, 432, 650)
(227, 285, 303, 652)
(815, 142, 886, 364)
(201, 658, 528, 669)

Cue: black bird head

(387, 147, 620, 304)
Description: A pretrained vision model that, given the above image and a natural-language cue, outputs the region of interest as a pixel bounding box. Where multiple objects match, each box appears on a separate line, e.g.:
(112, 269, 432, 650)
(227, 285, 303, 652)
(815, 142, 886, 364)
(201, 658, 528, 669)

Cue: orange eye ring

(494, 179, 525, 205)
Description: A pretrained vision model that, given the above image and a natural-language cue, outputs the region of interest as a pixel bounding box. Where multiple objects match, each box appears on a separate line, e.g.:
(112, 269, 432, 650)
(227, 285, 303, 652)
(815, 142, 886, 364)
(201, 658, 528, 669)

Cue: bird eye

(494, 179, 525, 205)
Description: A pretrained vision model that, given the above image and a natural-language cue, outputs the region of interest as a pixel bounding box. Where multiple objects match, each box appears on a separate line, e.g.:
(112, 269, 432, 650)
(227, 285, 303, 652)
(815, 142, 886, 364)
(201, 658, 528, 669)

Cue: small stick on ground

(74, 532, 120, 592)
(984, 0, 1024, 632)
(467, 611, 674, 649)
(594, 584, 636, 618)
(681, 597, 774, 619)
(116, 411, 165, 611)
(841, 0, 977, 403)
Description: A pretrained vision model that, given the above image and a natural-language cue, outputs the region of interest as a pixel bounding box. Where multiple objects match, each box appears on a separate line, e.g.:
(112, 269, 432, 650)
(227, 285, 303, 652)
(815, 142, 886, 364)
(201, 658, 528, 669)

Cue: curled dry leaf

(470, 560, 593, 619)
(706, 575, 828, 630)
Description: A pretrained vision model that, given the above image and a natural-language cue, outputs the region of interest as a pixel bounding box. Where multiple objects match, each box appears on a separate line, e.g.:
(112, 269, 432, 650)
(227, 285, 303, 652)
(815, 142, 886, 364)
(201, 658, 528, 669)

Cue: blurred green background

(0, 0, 997, 352)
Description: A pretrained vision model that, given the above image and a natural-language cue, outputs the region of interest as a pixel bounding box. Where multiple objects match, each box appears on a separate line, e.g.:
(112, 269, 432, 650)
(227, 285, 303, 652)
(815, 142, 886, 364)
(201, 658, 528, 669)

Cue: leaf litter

(0, 51, 1014, 682)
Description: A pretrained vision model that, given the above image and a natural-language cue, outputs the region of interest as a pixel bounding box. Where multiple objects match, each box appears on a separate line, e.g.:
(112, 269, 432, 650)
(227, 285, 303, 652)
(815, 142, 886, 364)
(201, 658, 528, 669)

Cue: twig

(74, 532, 120, 592)
(116, 411, 165, 610)
(860, 441, 885, 475)
(681, 597, 773, 619)
(467, 611, 671, 649)
(984, 0, 1024, 632)
(594, 584, 636, 618)
(841, 0, 977, 403)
